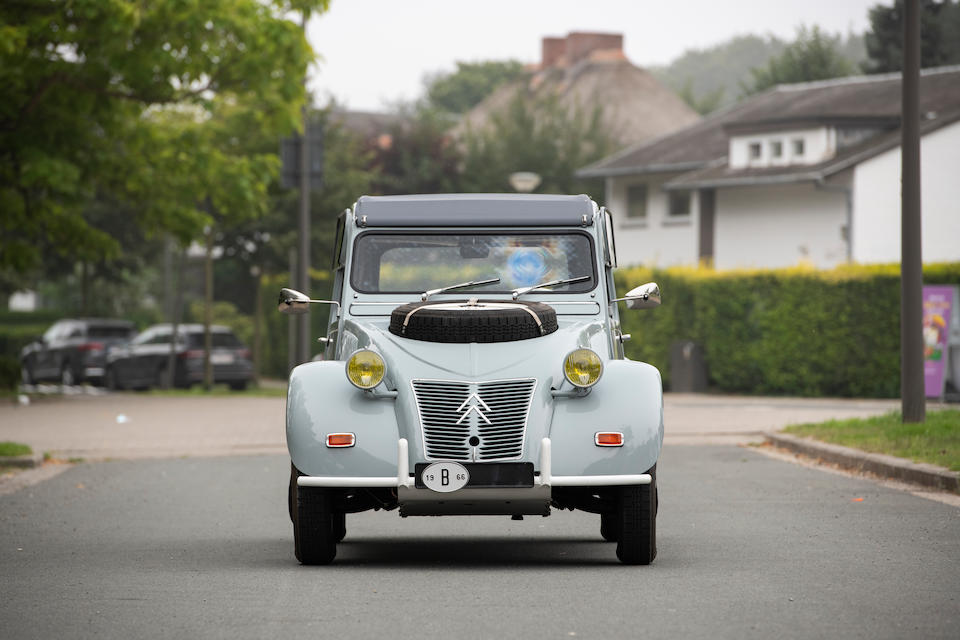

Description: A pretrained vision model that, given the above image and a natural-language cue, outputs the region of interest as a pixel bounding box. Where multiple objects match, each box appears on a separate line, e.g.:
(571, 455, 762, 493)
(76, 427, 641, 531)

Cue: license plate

(420, 462, 470, 493)
(211, 353, 234, 365)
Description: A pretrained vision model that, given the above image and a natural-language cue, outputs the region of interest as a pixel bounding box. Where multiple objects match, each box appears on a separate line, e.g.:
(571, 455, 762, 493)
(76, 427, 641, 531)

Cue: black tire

(229, 381, 248, 391)
(332, 512, 346, 543)
(600, 512, 619, 542)
(616, 465, 657, 565)
(293, 485, 337, 565)
(388, 299, 558, 344)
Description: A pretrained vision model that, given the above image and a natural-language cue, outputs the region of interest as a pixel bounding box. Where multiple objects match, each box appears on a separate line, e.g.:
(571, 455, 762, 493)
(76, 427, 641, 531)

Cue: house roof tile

(578, 66, 960, 179)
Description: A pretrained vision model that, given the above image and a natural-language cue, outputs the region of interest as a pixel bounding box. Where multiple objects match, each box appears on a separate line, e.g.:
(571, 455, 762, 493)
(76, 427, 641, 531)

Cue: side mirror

(278, 288, 311, 315)
(277, 288, 342, 316)
(622, 282, 661, 310)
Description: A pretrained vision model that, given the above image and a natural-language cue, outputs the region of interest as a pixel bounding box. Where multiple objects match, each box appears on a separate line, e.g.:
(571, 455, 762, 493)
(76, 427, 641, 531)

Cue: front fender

(286, 361, 400, 478)
(550, 360, 663, 477)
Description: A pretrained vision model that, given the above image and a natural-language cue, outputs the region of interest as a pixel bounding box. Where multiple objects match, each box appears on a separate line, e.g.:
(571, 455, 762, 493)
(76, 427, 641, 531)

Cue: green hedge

(0, 311, 65, 363)
(615, 263, 960, 398)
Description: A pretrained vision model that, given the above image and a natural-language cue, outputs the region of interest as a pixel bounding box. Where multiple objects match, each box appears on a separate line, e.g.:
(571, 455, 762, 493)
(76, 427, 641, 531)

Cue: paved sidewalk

(0, 394, 287, 461)
(0, 391, 914, 460)
(663, 393, 901, 445)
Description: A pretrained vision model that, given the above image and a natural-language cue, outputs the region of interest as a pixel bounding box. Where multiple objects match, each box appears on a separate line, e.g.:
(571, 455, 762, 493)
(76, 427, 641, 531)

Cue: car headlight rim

(563, 348, 603, 388)
(345, 349, 386, 390)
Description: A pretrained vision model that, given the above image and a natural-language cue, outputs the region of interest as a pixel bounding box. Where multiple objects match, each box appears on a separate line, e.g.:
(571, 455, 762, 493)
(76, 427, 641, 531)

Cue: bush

(616, 262, 960, 398)
(0, 310, 64, 363)
(0, 355, 21, 391)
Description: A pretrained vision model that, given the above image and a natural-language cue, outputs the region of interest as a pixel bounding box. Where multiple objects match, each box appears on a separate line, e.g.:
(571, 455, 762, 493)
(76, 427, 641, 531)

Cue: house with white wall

(578, 66, 960, 269)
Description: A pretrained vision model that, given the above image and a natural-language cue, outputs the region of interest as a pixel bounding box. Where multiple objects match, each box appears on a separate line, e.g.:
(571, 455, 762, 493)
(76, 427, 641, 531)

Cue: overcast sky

(305, 0, 881, 111)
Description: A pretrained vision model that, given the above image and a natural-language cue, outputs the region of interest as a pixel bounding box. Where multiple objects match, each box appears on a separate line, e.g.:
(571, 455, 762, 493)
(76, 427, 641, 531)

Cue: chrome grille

(412, 378, 537, 461)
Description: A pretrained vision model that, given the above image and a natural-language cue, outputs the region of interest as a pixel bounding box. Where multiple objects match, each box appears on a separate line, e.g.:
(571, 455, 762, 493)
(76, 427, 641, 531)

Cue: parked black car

(105, 324, 253, 391)
(20, 318, 136, 386)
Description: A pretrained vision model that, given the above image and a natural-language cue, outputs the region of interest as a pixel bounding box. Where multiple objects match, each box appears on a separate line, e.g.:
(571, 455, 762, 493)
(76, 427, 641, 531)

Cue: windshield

(351, 232, 596, 294)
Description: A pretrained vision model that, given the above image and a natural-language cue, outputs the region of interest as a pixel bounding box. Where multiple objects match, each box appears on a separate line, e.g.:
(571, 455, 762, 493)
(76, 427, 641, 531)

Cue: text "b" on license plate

(421, 462, 469, 493)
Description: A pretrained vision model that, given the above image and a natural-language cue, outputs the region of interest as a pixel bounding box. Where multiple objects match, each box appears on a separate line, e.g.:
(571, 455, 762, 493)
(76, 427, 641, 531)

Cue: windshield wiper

(421, 277, 500, 301)
(511, 275, 591, 300)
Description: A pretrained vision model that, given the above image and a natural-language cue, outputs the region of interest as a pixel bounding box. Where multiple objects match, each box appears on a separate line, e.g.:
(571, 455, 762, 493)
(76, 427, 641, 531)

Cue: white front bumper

(296, 438, 652, 489)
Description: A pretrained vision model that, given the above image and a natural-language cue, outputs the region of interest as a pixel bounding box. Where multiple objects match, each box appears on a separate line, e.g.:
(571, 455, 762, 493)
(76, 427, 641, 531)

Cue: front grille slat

(413, 378, 536, 461)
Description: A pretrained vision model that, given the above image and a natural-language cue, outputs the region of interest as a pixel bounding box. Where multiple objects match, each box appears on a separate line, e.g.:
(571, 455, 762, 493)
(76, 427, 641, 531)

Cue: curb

(764, 432, 959, 493)
(0, 454, 43, 469)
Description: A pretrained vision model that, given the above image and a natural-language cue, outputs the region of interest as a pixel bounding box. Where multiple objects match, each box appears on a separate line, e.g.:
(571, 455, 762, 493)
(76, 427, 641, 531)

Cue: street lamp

(509, 171, 541, 193)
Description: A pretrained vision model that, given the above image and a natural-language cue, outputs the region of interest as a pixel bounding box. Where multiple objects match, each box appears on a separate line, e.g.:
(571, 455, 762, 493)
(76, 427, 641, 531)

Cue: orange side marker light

(326, 433, 356, 448)
(595, 432, 624, 447)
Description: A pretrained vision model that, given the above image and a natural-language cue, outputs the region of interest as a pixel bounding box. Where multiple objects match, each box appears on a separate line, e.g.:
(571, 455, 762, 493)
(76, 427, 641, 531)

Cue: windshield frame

(349, 229, 598, 296)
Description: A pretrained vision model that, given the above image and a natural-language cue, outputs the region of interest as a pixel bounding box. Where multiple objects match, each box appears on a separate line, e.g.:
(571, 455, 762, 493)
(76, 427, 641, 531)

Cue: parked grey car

(104, 324, 253, 391)
(20, 318, 135, 386)
(280, 194, 663, 566)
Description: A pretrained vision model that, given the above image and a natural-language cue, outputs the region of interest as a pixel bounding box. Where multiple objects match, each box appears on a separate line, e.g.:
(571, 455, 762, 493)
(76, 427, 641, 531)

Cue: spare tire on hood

(389, 299, 558, 344)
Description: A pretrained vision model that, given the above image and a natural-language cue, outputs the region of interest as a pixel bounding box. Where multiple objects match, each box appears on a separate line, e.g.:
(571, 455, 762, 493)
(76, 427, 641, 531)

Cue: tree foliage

(459, 93, 612, 198)
(0, 0, 328, 294)
(369, 106, 461, 195)
(862, 0, 960, 73)
(653, 33, 865, 113)
(424, 60, 526, 114)
(742, 26, 857, 95)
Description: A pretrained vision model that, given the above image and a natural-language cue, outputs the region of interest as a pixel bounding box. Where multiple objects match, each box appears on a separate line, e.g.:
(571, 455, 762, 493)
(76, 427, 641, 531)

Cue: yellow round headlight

(346, 350, 386, 389)
(563, 348, 603, 388)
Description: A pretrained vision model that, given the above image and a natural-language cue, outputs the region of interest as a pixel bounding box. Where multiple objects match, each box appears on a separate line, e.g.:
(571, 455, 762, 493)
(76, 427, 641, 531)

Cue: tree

(459, 92, 613, 198)
(0, 0, 329, 294)
(676, 79, 726, 116)
(424, 61, 526, 114)
(862, 0, 960, 73)
(742, 25, 856, 95)
(369, 106, 462, 195)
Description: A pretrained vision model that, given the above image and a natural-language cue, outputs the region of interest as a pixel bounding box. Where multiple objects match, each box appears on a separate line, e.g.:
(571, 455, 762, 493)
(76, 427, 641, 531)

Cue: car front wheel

(293, 485, 337, 565)
(615, 466, 657, 565)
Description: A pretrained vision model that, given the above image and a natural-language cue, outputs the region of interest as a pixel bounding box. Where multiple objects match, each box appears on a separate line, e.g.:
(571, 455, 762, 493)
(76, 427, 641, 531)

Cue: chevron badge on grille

(456, 392, 491, 424)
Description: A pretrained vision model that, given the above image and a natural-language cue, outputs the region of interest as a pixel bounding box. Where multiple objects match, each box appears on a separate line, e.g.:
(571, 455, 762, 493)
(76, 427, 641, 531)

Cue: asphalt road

(2, 446, 957, 639)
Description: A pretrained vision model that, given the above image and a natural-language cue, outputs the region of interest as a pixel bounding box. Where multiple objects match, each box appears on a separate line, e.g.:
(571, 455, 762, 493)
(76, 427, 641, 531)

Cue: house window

(749, 142, 762, 160)
(626, 184, 647, 219)
(668, 191, 691, 217)
(792, 138, 805, 156)
(770, 140, 783, 158)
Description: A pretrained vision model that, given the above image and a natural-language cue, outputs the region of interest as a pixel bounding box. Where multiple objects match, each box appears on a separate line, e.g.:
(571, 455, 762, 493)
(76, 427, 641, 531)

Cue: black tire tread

(294, 486, 337, 565)
(616, 466, 657, 565)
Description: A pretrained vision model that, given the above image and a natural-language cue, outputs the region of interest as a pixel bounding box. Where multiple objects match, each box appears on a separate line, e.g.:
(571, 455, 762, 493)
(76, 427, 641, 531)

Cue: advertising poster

(922, 285, 954, 397)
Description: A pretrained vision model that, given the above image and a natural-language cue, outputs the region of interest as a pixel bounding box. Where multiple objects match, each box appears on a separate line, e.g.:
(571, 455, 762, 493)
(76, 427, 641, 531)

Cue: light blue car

(279, 194, 663, 565)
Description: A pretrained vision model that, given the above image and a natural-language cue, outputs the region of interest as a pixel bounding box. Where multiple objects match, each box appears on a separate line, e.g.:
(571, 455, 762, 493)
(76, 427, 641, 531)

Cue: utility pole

(297, 10, 311, 366)
(901, 0, 924, 423)
(288, 247, 298, 373)
(203, 227, 214, 391)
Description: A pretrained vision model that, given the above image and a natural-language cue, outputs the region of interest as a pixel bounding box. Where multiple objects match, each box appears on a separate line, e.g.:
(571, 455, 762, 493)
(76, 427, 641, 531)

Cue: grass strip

(784, 409, 960, 472)
(0, 441, 33, 457)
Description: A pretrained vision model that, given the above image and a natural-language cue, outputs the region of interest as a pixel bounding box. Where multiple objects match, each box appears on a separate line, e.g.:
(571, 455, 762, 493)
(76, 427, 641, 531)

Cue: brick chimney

(565, 32, 623, 65)
(541, 32, 624, 69)
(541, 37, 565, 68)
